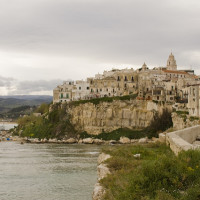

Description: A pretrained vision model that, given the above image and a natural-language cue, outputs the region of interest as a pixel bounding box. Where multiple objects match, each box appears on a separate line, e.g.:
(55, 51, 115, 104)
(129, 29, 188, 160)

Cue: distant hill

(0, 95, 52, 119)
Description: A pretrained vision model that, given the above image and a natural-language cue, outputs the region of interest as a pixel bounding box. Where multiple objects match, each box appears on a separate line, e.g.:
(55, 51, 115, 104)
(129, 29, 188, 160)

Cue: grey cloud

(0, 0, 200, 61)
(0, 0, 200, 89)
(0, 76, 15, 87)
(11, 79, 63, 95)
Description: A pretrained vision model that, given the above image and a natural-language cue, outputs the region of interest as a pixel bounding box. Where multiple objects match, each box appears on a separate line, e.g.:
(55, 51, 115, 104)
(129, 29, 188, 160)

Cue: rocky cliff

(68, 100, 169, 135)
(172, 112, 200, 130)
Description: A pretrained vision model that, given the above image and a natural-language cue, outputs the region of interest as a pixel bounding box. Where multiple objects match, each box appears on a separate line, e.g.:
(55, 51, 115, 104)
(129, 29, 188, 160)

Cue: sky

(0, 0, 200, 95)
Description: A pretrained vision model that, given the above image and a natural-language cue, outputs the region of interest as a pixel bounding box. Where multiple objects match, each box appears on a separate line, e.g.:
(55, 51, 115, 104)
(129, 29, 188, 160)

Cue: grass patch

(101, 144, 200, 200)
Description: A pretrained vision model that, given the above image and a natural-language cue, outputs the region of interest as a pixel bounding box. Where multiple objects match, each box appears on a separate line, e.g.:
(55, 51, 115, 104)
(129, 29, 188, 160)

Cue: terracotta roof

(162, 69, 188, 75)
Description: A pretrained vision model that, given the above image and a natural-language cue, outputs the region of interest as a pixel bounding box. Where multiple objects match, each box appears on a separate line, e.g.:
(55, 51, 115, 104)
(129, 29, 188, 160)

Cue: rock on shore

(92, 153, 111, 200)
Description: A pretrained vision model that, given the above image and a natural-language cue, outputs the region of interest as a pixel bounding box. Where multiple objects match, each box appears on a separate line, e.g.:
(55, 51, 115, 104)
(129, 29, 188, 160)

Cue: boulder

(152, 137, 159, 142)
(78, 139, 83, 144)
(138, 137, 148, 143)
(119, 137, 131, 144)
(93, 139, 104, 145)
(98, 164, 111, 180)
(131, 139, 138, 143)
(83, 138, 94, 144)
(133, 153, 141, 158)
(98, 153, 111, 164)
(49, 138, 58, 143)
(66, 138, 77, 144)
(92, 183, 105, 200)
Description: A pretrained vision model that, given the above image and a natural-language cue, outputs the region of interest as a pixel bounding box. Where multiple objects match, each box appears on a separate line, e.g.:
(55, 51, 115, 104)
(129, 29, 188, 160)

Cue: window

(61, 93, 63, 98)
(131, 77, 134, 82)
(87, 87, 89, 90)
(79, 87, 81, 90)
(124, 76, 127, 81)
(117, 76, 120, 81)
(66, 93, 69, 98)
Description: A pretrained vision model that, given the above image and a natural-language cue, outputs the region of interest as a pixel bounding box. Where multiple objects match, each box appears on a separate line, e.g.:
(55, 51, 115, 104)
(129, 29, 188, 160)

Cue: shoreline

(1, 135, 165, 146)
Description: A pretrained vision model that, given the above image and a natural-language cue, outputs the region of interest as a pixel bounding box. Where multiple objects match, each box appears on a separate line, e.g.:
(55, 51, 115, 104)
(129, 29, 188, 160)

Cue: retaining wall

(166, 125, 200, 155)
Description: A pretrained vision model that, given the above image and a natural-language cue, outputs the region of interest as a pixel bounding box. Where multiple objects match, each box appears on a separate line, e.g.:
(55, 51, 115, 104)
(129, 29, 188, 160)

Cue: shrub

(147, 109, 173, 138)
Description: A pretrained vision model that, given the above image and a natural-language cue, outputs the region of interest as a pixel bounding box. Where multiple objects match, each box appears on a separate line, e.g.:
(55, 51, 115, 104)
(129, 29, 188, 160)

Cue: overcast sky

(0, 0, 200, 95)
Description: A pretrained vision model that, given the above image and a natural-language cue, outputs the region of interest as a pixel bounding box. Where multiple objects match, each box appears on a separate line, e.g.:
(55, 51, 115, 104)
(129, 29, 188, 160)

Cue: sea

(0, 142, 101, 200)
(0, 123, 18, 130)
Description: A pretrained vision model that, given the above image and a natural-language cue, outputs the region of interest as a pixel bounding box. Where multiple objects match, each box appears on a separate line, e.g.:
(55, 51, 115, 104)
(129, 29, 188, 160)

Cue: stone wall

(68, 100, 170, 135)
(166, 125, 200, 155)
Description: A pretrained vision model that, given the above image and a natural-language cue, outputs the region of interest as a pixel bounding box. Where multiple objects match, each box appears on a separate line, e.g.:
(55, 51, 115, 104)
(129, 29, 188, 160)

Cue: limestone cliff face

(68, 100, 167, 135)
(172, 112, 200, 130)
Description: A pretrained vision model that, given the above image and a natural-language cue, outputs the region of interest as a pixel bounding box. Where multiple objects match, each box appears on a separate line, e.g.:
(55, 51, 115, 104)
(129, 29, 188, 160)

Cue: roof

(162, 69, 188, 75)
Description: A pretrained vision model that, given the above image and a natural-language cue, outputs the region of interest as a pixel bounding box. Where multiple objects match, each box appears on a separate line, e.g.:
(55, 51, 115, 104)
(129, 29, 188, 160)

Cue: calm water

(0, 142, 101, 200)
(0, 123, 18, 130)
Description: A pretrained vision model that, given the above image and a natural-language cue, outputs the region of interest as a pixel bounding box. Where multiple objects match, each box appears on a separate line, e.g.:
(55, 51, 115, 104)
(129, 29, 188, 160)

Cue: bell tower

(166, 53, 177, 71)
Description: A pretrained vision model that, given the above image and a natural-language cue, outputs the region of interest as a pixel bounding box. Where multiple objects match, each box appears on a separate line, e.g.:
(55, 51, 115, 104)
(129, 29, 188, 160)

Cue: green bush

(16, 103, 77, 139)
(35, 103, 49, 114)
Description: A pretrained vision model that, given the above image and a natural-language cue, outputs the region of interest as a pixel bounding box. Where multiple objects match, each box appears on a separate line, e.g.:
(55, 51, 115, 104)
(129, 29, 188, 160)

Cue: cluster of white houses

(53, 53, 200, 117)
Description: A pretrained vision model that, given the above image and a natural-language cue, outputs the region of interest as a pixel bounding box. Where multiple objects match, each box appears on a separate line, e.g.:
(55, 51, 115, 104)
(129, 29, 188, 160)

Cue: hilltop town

(53, 53, 200, 117)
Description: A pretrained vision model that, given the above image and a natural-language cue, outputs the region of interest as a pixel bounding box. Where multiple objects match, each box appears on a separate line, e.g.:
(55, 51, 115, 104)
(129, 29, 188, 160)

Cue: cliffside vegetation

(101, 144, 200, 200)
(14, 103, 77, 139)
(69, 94, 138, 106)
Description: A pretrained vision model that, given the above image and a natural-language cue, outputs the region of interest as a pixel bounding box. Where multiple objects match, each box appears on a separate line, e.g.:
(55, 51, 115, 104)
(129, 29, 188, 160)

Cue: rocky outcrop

(69, 100, 168, 135)
(93, 153, 111, 200)
(172, 112, 200, 130)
